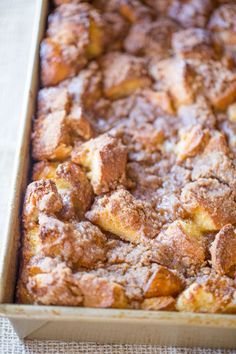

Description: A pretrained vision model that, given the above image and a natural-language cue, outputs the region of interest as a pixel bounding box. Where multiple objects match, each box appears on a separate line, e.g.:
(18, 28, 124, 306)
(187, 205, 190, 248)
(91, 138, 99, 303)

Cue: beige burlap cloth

(1, 317, 235, 354)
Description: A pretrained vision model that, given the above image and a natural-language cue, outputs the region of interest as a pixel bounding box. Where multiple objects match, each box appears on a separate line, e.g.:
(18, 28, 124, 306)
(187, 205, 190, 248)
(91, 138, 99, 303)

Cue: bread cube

(118, 0, 152, 23)
(150, 58, 196, 107)
(172, 28, 217, 60)
(78, 274, 129, 308)
(37, 87, 71, 116)
(32, 111, 72, 161)
(209, 4, 236, 47)
(101, 52, 151, 100)
(64, 62, 102, 108)
(153, 220, 205, 275)
(124, 18, 179, 59)
(41, 3, 105, 86)
(194, 60, 236, 110)
(144, 266, 183, 298)
(181, 178, 236, 231)
(86, 189, 160, 244)
(37, 215, 107, 269)
(33, 161, 93, 219)
(175, 125, 210, 162)
(47, 3, 105, 58)
(167, 0, 214, 28)
(176, 274, 236, 313)
(23, 179, 63, 229)
(210, 224, 236, 275)
(26, 257, 83, 306)
(177, 95, 216, 128)
(72, 134, 127, 194)
(146, 90, 174, 115)
(141, 297, 176, 311)
(67, 105, 94, 140)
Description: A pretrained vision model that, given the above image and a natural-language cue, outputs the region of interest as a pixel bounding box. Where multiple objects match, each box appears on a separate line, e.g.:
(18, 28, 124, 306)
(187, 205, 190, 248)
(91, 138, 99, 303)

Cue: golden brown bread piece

(172, 28, 218, 60)
(18, 257, 83, 306)
(77, 274, 129, 308)
(143, 266, 183, 298)
(101, 52, 151, 100)
(32, 111, 72, 161)
(86, 188, 160, 244)
(141, 297, 176, 311)
(153, 220, 206, 276)
(176, 274, 236, 313)
(124, 18, 179, 59)
(33, 161, 93, 219)
(41, 3, 105, 86)
(150, 57, 196, 108)
(181, 178, 236, 231)
(210, 224, 236, 275)
(72, 134, 127, 194)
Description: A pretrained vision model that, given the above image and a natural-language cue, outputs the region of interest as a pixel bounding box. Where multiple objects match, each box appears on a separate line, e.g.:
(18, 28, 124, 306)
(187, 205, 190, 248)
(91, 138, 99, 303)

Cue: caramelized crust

(72, 134, 127, 194)
(153, 220, 205, 275)
(25, 258, 83, 306)
(101, 52, 151, 100)
(176, 274, 236, 313)
(141, 297, 176, 311)
(210, 224, 236, 275)
(181, 178, 236, 231)
(77, 274, 129, 308)
(86, 189, 160, 244)
(32, 111, 72, 161)
(33, 161, 93, 219)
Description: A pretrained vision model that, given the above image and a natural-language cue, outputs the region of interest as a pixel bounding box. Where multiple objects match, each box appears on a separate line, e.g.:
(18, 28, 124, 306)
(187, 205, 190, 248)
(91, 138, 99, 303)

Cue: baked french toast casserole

(16, 0, 236, 313)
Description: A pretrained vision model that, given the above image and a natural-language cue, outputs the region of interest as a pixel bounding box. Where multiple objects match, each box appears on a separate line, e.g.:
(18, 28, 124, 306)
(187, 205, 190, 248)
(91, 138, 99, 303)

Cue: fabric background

(0, 1, 235, 353)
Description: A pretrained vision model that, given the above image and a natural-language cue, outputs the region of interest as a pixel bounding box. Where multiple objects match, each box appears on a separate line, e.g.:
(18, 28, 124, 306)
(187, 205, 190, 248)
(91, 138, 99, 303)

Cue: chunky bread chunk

(36, 215, 107, 269)
(194, 59, 236, 110)
(86, 189, 160, 244)
(32, 111, 72, 161)
(210, 224, 236, 275)
(62, 61, 102, 108)
(124, 18, 179, 59)
(172, 28, 217, 60)
(209, 4, 236, 46)
(177, 95, 216, 128)
(141, 297, 176, 311)
(78, 274, 129, 308)
(176, 274, 236, 313)
(144, 265, 183, 298)
(153, 220, 205, 275)
(37, 87, 71, 116)
(175, 125, 210, 162)
(72, 134, 127, 194)
(181, 178, 236, 231)
(41, 3, 104, 86)
(157, 0, 215, 28)
(40, 38, 78, 87)
(23, 179, 63, 229)
(33, 161, 93, 219)
(101, 52, 151, 100)
(150, 58, 196, 107)
(25, 257, 83, 306)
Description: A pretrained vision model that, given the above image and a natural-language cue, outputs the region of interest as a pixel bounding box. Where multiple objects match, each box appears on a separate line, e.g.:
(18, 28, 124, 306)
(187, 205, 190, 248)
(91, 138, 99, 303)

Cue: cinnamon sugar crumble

(17, 0, 236, 313)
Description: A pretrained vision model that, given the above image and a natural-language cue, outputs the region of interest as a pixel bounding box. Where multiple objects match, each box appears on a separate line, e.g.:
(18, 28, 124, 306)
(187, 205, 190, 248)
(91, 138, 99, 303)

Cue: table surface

(0, 1, 235, 353)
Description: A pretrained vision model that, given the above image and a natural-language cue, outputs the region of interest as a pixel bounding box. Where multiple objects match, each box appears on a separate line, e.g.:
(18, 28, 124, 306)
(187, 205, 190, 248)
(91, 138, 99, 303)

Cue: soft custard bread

(17, 0, 236, 312)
